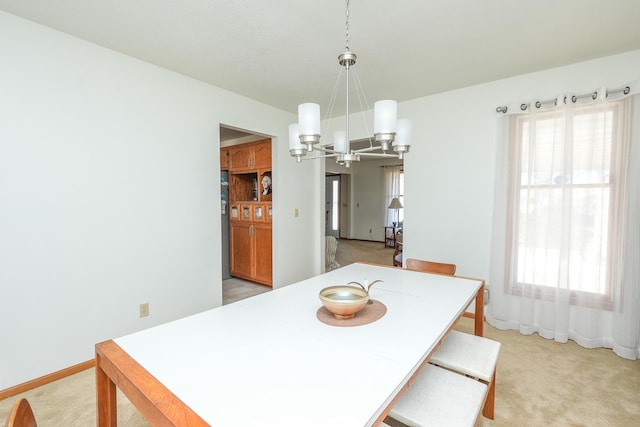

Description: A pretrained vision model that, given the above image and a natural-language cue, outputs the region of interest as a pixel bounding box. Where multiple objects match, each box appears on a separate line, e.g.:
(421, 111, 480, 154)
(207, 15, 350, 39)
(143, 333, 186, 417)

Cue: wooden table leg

(95, 352, 117, 427)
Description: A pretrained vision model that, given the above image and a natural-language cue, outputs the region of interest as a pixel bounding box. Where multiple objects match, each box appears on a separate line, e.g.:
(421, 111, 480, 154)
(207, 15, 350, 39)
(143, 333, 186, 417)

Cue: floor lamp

(388, 197, 403, 227)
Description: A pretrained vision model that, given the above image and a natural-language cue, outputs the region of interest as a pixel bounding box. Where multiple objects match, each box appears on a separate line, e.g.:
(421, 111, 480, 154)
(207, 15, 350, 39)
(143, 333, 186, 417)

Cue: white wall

(0, 11, 321, 390)
(401, 49, 640, 281)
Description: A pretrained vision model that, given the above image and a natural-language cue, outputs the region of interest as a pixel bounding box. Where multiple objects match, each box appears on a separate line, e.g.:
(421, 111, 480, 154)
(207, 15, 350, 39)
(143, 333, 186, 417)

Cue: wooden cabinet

(223, 138, 273, 286)
(229, 204, 272, 286)
(228, 139, 271, 171)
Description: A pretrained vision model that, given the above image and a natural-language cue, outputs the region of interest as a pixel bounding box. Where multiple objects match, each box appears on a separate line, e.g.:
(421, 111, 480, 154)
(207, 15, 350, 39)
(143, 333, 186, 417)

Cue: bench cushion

(430, 330, 501, 382)
(389, 364, 487, 427)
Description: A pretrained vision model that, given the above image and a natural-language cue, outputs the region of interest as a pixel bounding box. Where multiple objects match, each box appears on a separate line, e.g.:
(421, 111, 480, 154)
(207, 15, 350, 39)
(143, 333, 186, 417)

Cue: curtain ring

(535, 101, 542, 108)
(496, 106, 507, 113)
(571, 95, 577, 103)
(624, 86, 631, 95)
(520, 104, 528, 111)
(591, 91, 597, 100)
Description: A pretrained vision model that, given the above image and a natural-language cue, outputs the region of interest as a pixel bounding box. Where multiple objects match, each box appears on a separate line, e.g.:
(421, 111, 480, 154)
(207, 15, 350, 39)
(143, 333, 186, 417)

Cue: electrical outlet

(139, 303, 149, 318)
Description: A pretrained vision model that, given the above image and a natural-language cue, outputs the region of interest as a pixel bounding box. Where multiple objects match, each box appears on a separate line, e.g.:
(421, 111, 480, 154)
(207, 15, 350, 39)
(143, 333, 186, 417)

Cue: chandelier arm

(356, 152, 399, 158)
(300, 153, 340, 161)
(354, 146, 385, 153)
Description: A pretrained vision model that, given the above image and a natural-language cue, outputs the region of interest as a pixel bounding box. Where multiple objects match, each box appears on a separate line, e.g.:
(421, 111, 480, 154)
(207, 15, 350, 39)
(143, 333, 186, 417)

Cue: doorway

(219, 124, 273, 292)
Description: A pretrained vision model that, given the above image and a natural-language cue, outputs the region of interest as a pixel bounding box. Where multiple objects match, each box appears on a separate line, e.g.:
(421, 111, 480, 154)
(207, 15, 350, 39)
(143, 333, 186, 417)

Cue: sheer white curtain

(384, 165, 403, 226)
(489, 87, 640, 360)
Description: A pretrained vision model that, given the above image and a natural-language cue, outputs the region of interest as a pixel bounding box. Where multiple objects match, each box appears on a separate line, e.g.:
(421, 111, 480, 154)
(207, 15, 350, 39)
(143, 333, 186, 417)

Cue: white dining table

(95, 262, 485, 426)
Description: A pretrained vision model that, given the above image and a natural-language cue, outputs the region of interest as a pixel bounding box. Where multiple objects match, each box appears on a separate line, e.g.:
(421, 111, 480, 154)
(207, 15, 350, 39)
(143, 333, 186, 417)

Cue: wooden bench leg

(474, 283, 484, 337)
(482, 370, 496, 420)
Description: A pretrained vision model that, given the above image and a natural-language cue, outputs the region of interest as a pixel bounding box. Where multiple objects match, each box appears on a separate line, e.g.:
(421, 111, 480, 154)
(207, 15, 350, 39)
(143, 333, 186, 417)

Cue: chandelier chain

(345, 0, 350, 51)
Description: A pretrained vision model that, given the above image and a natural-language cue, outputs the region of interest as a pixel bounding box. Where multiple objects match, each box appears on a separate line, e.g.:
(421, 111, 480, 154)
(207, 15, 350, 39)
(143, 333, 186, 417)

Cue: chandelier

(289, 0, 411, 167)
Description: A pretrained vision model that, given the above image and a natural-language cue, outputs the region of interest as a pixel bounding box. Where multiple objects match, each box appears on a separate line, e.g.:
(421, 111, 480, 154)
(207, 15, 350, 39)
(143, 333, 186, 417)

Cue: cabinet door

(229, 146, 252, 170)
(252, 142, 272, 169)
(253, 223, 272, 285)
(253, 204, 265, 222)
(230, 222, 253, 279)
(220, 148, 230, 169)
(240, 204, 253, 221)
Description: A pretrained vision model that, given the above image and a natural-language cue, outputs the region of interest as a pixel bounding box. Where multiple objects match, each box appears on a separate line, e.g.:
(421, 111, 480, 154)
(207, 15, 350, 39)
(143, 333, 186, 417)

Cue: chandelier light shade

(333, 130, 347, 153)
(393, 119, 412, 157)
(289, 0, 411, 166)
(298, 103, 321, 147)
(374, 100, 398, 134)
(288, 123, 305, 155)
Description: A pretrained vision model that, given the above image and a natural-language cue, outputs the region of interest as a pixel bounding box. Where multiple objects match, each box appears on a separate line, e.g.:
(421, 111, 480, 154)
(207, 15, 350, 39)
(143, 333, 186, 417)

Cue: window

(331, 179, 339, 231)
(491, 89, 640, 358)
(384, 165, 404, 226)
(508, 102, 623, 300)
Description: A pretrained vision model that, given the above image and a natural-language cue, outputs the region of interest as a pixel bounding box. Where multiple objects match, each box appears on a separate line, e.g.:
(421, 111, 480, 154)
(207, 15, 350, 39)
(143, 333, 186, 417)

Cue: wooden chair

(4, 398, 37, 427)
(392, 231, 403, 267)
(405, 258, 456, 275)
(402, 258, 501, 421)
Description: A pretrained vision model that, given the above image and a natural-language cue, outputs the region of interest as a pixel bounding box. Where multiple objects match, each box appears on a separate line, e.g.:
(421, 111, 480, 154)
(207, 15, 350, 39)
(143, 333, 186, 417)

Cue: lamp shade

(333, 130, 347, 153)
(298, 103, 321, 135)
(288, 123, 303, 150)
(388, 197, 403, 209)
(374, 100, 398, 134)
(393, 119, 412, 147)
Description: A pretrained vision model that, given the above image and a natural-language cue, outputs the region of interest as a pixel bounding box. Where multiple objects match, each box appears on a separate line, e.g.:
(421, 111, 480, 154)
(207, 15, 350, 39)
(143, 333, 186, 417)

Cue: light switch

(294, 208, 299, 218)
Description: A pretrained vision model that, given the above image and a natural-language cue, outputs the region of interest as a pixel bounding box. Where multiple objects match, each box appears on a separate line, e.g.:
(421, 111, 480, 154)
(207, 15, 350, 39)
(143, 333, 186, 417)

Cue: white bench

(430, 330, 501, 419)
(384, 331, 501, 426)
(384, 364, 488, 426)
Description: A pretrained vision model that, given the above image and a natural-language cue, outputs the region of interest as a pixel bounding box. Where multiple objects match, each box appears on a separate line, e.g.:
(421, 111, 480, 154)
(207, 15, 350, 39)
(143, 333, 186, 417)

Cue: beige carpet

(2, 241, 639, 426)
(335, 238, 395, 267)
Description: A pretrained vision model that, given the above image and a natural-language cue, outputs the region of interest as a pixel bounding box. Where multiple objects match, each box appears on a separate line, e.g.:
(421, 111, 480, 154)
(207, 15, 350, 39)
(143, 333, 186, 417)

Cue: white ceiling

(2, 0, 640, 117)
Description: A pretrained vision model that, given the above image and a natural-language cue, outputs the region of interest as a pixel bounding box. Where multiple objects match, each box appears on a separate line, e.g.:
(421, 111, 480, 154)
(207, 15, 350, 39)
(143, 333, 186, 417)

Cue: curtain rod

(496, 85, 631, 114)
(380, 164, 404, 168)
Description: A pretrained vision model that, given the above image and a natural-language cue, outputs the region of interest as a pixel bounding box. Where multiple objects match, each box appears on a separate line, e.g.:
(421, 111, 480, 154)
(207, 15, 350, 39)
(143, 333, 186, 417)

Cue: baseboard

(338, 237, 385, 244)
(0, 359, 95, 401)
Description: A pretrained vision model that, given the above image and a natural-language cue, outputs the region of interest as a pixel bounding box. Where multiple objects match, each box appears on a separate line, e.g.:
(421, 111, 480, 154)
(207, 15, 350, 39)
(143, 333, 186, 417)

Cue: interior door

(325, 175, 340, 238)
